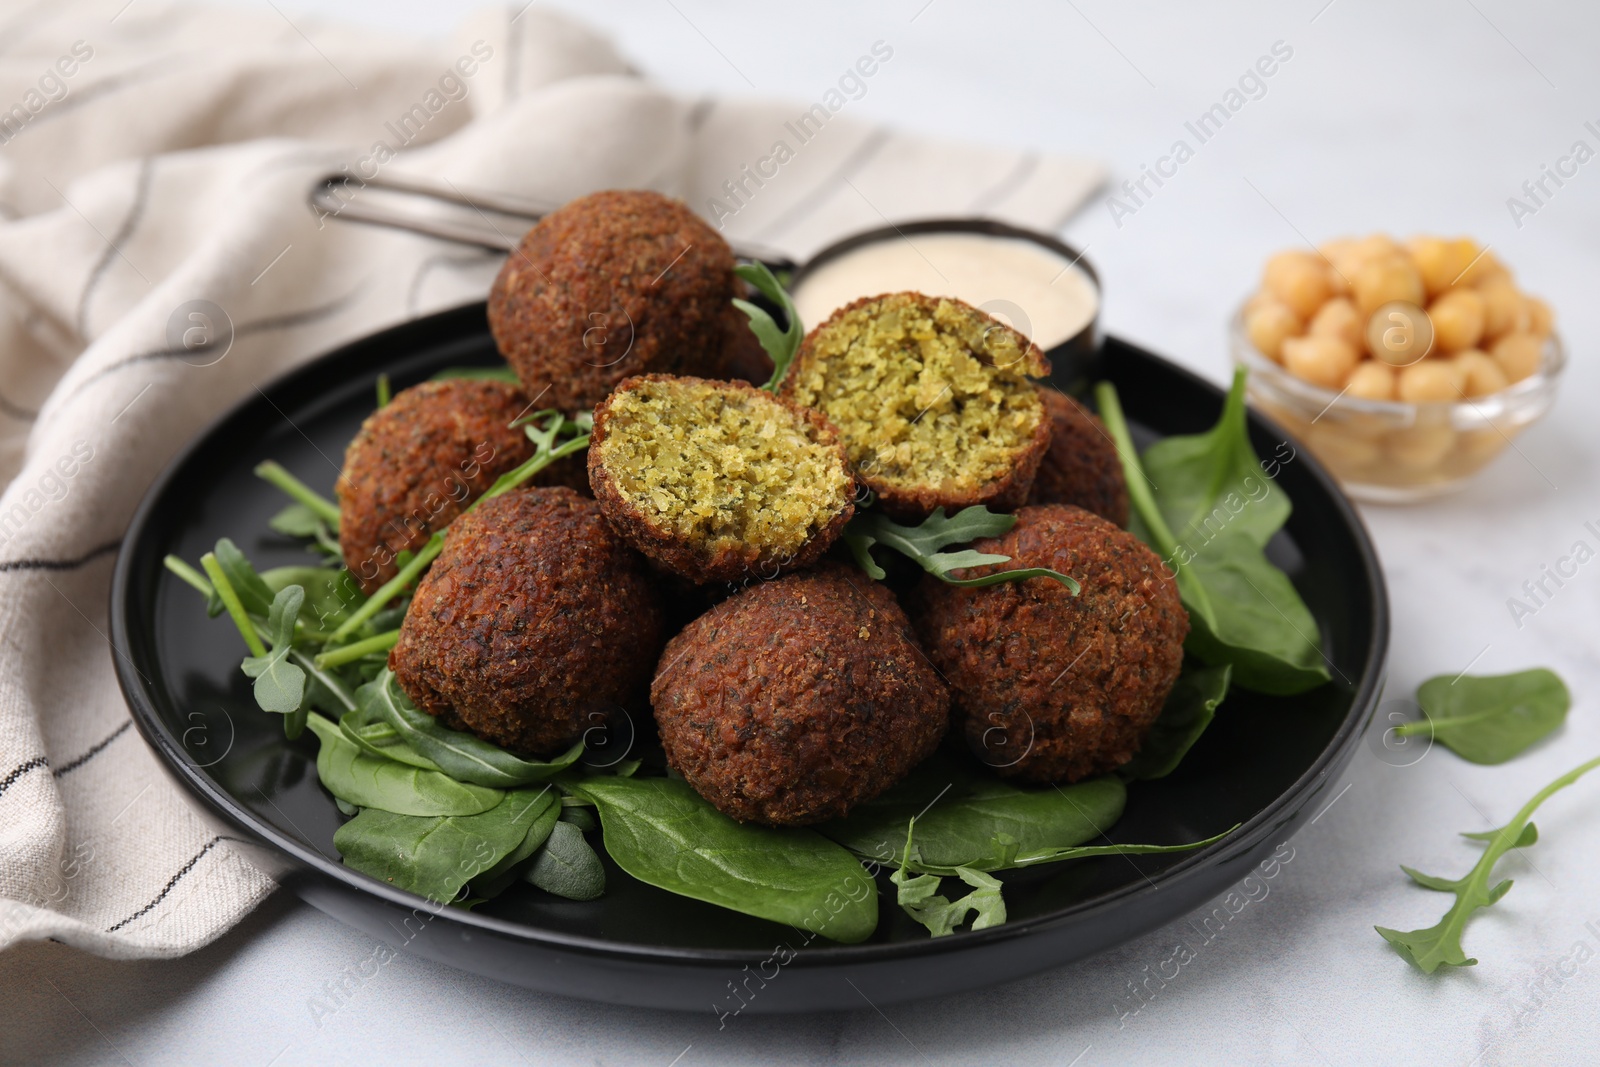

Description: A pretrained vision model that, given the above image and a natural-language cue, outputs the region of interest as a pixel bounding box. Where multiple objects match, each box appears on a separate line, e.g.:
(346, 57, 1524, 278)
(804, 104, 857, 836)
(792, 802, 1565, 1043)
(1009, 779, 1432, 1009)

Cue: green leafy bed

(165, 361, 1333, 941)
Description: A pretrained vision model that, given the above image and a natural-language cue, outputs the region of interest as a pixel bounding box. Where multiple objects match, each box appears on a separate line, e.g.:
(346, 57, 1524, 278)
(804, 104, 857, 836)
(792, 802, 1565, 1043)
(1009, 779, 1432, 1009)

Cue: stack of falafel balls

(335, 190, 1187, 831)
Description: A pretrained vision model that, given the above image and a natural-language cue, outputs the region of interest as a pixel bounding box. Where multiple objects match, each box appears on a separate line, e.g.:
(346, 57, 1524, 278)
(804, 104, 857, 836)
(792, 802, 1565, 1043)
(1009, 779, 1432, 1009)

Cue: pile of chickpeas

(1245, 235, 1554, 402)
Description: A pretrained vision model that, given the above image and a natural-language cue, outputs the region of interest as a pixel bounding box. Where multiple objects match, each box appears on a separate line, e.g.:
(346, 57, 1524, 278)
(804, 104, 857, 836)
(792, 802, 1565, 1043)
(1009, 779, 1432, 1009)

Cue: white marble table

(8, 1, 1600, 1063)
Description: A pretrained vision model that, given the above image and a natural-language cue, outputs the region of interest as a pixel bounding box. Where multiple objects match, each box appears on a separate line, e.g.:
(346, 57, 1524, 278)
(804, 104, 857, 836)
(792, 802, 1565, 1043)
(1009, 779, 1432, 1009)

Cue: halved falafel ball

(389, 487, 664, 758)
(914, 504, 1187, 783)
(780, 292, 1052, 520)
(336, 379, 534, 596)
(1028, 388, 1131, 527)
(487, 190, 735, 412)
(589, 374, 856, 584)
(652, 564, 949, 825)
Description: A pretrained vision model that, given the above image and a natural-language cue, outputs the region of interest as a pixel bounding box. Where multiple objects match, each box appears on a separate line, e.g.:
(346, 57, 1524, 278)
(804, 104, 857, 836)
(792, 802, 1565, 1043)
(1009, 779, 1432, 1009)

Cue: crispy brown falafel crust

(781, 292, 1052, 521)
(389, 487, 664, 758)
(589, 375, 856, 585)
(914, 505, 1187, 783)
(652, 564, 950, 825)
(1028, 388, 1131, 527)
(336, 379, 534, 596)
(487, 190, 735, 412)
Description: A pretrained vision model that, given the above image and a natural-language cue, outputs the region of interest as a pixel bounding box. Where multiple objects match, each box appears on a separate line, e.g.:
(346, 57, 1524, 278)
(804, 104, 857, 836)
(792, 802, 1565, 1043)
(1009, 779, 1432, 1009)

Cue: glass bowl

(1230, 302, 1564, 504)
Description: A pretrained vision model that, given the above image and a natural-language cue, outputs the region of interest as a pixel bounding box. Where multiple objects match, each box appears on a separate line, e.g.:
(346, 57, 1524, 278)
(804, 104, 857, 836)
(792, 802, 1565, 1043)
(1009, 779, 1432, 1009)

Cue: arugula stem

(164, 555, 214, 598)
(1094, 382, 1180, 559)
(331, 537, 440, 641)
(376, 373, 391, 408)
(316, 629, 401, 669)
(254, 461, 341, 530)
(199, 553, 269, 657)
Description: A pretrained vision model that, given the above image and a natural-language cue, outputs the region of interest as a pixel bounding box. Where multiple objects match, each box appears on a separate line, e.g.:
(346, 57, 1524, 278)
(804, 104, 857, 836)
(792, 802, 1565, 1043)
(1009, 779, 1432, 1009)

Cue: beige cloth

(0, 0, 1104, 958)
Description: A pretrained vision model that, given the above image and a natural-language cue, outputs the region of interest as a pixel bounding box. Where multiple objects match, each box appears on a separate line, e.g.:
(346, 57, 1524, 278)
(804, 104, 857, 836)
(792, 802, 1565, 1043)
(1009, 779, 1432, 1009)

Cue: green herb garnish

(843, 506, 1080, 592)
(1096, 372, 1330, 695)
(733, 261, 803, 392)
(1377, 751, 1600, 973)
(1397, 669, 1569, 765)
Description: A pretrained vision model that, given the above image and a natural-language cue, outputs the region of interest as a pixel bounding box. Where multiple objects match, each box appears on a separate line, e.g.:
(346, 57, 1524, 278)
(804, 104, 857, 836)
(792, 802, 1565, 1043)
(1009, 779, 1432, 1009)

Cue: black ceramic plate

(110, 302, 1387, 1013)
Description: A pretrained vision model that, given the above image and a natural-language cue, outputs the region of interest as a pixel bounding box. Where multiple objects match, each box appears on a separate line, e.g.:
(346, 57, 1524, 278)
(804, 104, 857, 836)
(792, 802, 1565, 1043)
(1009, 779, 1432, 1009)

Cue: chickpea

(1453, 350, 1508, 398)
(1491, 333, 1544, 383)
(1457, 244, 1508, 287)
(1407, 236, 1470, 297)
(1353, 234, 1404, 263)
(1397, 359, 1464, 403)
(1308, 297, 1364, 350)
(1344, 360, 1397, 401)
(1479, 281, 1527, 340)
(1427, 289, 1485, 352)
(1353, 256, 1425, 317)
(1245, 299, 1302, 362)
(1282, 335, 1359, 389)
(1319, 239, 1357, 293)
(1262, 251, 1333, 319)
(1386, 424, 1456, 471)
(1308, 422, 1381, 469)
(1525, 295, 1554, 337)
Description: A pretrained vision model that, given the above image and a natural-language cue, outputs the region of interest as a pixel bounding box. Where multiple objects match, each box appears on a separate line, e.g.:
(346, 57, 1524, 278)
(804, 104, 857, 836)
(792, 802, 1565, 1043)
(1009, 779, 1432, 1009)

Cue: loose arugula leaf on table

(819, 754, 1126, 871)
(732, 261, 803, 392)
(359, 670, 582, 787)
(240, 585, 308, 718)
(1376, 752, 1600, 973)
(1120, 663, 1233, 780)
(525, 819, 606, 901)
(333, 788, 557, 905)
(1398, 669, 1569, 765)
(306, 713, 504, 816)
(1096, 373, 1329, 696)
(572, 776, 878, 943)
(844, 506, 1081, 593)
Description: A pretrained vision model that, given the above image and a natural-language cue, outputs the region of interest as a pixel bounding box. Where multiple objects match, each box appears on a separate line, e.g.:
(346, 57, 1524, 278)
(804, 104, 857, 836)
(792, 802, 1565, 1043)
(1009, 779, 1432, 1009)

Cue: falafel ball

(389, 487, 664, 758)
(652, 564, 949, 825)
(781, 292, 1053, 520)
(487, 190, 735, 412)
(915, 504, 1187, 783)
(1027, 388, 1131, 527)
(336, 379, 534, 596)
(589, 374, 856, 584)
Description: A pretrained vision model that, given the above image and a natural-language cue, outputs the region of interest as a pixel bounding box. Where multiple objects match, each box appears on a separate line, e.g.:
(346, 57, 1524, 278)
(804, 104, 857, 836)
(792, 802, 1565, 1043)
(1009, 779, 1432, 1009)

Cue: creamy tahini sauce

(791, 232, 1098, 350)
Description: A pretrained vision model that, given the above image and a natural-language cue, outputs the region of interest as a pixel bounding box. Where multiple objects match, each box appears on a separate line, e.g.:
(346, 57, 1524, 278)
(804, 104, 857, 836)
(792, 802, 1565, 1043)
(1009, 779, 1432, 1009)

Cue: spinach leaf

(306, 713, 503, 816)
(526, 820, 606, 901)
(733, 262, 804, 392)
(240, 585, 307, 716)
(333, 788, 556, 905)
(359, 670, 582, 787)
(1399, 669, 1569, 765)
(1121, 663, 1233, 780)
(844, 506, 1079, 592)
(572, 777, 877, 943)
(819, 755, 1126, 871)
(472, 797, 562, 898)
(1377, 752, 1600, 973)
(338, 708, 443, 771)
(1096, 374, 1330, 696)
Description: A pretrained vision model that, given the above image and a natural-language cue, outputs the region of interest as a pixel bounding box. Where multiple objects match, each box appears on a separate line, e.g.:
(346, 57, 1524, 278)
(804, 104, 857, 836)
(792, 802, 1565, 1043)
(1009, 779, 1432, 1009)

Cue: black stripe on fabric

(24, 57, 193, 133)
(0, 539, 120, 575)
(967, 152, 1039, 215)
(78, 157, 156, 338)
(52, 722, 132, 778)
(0, 756, 48, 799)
(107, 837, 224, 933)
(753, 127, 892, 243)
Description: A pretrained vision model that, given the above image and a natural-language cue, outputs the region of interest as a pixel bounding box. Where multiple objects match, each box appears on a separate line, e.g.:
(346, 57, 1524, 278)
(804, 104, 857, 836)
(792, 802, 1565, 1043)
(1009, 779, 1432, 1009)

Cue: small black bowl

(110, 302, 1387, 1013)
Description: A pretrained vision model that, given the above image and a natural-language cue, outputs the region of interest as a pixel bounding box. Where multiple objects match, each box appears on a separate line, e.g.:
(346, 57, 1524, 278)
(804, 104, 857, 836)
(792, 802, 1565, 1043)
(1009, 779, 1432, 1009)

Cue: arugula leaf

(359, 670, 582, 787)
(253, 461, 340, 531)
(333, 788, 556, 905)
(214, 537, 276, 618)
(240, 585, 308, 720)
(268, 503, 323, 539)
(1095, 374, 1330, 696)
(261, 566, 359, 631)
(338, 707, 443, 771)
(1398, 669, 1569, 765)
(572, 776, 877, 943)
(819, 755, 1126, 870)
(891, 825, 1007, 938)
(1120, 663, 1233, 780)
(1376, 751, 1600, 973)
(306, 713, 504, 816)
(525, 819, 606, 901)
(844, 507, 1080, 592)
(732, 261, 804, 392)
